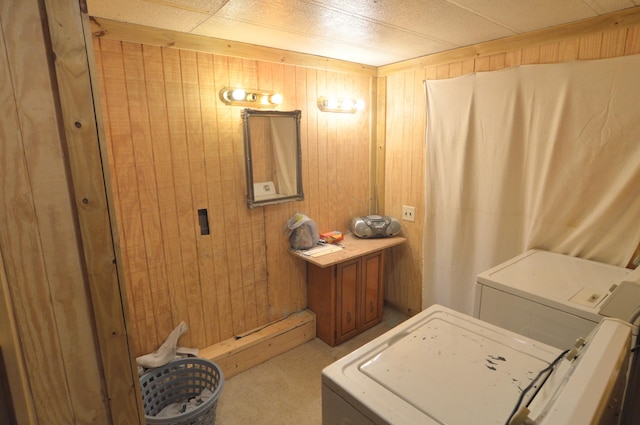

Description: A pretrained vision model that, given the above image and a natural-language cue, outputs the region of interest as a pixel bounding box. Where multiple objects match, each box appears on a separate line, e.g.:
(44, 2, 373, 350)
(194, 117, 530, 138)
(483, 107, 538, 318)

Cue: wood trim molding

(379, 6, 640, 76)
(42, 2, 143, 423)
(89, 17, 378, 77)
(199, 310, 315, 379)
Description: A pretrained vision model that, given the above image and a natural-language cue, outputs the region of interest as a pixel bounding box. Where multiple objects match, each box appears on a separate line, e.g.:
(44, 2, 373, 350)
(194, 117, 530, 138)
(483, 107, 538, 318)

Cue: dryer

(473, 249, 634, 349)
(322, 304, 632, 425)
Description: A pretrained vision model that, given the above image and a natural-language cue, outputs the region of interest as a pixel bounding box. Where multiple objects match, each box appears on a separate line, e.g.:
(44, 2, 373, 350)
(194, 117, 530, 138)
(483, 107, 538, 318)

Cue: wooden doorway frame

(42, 0, 143, 422)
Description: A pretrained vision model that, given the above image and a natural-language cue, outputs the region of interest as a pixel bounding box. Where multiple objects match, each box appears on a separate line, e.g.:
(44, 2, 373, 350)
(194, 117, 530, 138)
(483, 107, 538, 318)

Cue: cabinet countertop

(290, 234, 407, 268)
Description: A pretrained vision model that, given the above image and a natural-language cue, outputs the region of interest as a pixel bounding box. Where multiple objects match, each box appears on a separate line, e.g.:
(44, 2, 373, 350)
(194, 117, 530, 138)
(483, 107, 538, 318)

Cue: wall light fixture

(317, 96, 365, 113)
(220, 87, 283, 108)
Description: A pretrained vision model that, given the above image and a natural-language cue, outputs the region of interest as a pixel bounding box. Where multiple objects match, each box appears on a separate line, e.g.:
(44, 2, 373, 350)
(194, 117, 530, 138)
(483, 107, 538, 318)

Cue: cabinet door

(336, 258, 360, 344)
(361, 251, 384, 330)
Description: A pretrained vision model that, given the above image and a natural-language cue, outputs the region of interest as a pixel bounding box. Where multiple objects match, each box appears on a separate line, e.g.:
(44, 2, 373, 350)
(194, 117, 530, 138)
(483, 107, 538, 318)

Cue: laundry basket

(140, 358, 224, 425)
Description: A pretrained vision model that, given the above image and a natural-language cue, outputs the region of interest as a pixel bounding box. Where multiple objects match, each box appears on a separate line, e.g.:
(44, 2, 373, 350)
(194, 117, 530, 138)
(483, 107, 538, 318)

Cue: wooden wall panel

(627, 27, 640, 54)
(93, 38, 373, 356)
(382, 18, 640, 314)
(383, 68, 426, 315)
(195, 52, 224, 343)
(142, 45, 181, 347)
(0, 1, 115, 423)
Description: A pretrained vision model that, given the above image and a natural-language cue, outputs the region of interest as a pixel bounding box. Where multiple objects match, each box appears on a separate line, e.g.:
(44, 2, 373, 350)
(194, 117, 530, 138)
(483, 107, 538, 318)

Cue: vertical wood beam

(41, 1, 143, 423)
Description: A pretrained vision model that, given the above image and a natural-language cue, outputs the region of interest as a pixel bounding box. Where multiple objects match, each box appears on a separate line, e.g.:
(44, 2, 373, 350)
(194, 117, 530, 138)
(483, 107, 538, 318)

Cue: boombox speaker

(350, 215, 401, 239)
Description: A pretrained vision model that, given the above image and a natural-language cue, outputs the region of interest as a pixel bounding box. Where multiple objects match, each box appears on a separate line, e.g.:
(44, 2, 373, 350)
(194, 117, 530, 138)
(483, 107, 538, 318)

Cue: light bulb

(270, 93, 283, 105)
(341, 99, 355, 110)
(231, 88, 246, 101)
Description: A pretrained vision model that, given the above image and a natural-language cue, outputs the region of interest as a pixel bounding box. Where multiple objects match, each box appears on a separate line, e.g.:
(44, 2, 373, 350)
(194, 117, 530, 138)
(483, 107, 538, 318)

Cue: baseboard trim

(199, 310, 316, 379)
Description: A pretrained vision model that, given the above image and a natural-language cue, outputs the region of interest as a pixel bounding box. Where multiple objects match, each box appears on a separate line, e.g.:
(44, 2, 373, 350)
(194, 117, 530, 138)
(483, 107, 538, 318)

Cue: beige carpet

(215, 306, 409, 425)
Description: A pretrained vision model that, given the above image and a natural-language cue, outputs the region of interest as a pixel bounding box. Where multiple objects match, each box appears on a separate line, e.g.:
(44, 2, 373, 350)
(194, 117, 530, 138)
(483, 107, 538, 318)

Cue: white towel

(137, 321, 193, 371)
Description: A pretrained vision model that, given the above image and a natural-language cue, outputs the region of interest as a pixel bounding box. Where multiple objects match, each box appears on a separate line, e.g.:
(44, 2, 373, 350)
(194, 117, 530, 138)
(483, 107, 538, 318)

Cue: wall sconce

(220, 87, 283, 108)
(317, 96, 365, 113)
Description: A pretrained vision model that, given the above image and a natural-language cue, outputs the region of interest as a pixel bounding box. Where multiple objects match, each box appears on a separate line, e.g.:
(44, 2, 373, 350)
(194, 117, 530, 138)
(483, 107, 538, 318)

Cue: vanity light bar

(220, 87, 283, 108)
(317, 96, 365, 113)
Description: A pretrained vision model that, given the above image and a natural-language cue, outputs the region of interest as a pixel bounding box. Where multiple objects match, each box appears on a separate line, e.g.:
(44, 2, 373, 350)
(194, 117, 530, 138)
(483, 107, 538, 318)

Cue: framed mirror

(242, 108, 304, 208)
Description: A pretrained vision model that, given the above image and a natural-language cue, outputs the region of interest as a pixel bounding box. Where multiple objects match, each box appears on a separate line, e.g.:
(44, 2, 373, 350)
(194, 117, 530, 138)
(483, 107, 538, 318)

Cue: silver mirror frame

(242, 108, 304, 208)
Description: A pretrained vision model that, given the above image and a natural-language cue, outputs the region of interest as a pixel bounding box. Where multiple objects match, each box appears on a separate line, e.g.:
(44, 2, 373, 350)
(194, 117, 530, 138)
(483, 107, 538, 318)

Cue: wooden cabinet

(340, 252, 384, 343)
(297, 235, 405, 346)
(308, 251, 384, 346)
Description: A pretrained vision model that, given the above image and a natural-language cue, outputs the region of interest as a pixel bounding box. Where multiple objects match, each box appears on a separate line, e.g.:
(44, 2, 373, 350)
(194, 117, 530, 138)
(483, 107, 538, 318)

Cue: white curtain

(423, 55, 640, 315)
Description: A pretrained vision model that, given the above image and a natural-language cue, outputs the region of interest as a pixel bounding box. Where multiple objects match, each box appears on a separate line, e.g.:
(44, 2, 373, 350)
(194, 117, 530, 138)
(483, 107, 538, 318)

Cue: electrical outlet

(402, 205, 415, 222)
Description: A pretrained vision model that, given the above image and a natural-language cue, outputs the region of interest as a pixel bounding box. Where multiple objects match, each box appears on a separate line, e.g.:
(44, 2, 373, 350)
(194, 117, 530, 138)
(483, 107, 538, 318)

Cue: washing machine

(322, 304, 632, 425)
(473, 249, 636, 349)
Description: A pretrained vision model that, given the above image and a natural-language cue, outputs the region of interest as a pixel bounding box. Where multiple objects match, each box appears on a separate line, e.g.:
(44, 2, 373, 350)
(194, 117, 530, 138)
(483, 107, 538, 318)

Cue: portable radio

(350, 215, 401, 238)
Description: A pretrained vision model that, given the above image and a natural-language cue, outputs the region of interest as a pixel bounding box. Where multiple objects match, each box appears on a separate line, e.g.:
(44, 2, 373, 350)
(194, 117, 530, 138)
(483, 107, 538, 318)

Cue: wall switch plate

(402, 205, 415, 222)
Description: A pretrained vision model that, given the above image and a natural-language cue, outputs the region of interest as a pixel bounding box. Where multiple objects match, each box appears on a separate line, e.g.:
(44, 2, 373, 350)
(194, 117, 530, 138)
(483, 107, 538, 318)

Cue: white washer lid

(529, 318, 632, 424)
(322, 305, 562, 424)
(599, 266, 640, 321)
(476, 250, 630, 320)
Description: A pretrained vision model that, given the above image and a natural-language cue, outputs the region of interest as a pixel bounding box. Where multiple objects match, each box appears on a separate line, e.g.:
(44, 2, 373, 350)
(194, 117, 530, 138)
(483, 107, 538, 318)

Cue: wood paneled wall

(381, 11, 640, 315)
(92, 37, 373, 356)
(0, 1, 118, 423)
